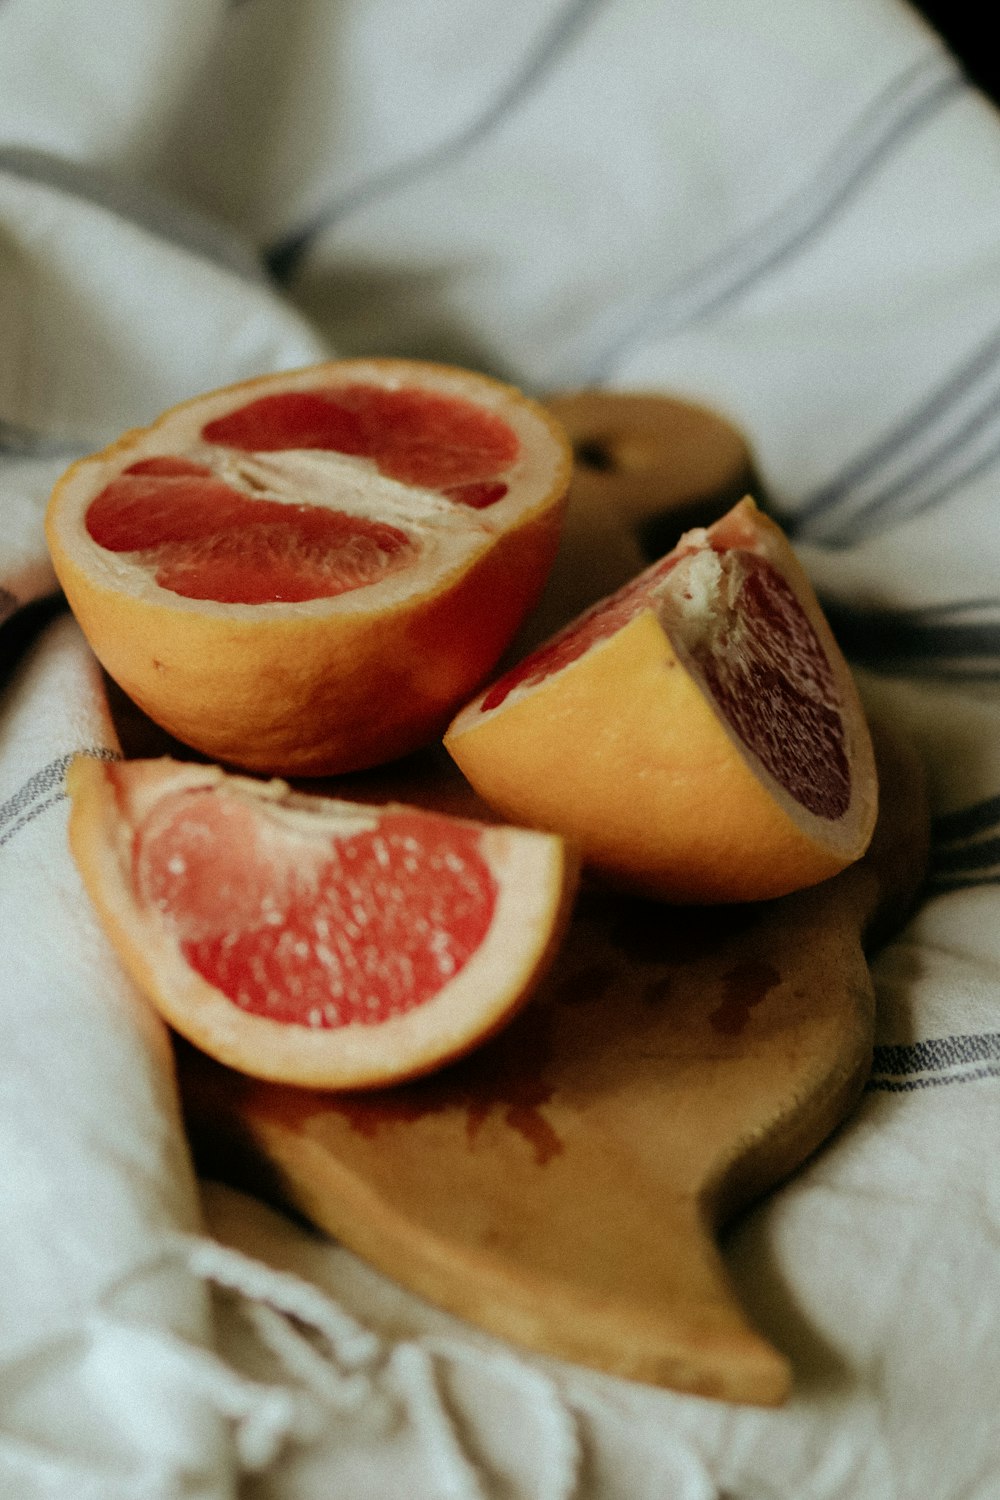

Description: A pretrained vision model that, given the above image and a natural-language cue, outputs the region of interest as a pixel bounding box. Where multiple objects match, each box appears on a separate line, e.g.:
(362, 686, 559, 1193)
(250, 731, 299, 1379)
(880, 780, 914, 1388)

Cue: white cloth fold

(0, 618, 236, 1496)
(4, 1, 1000, 1495)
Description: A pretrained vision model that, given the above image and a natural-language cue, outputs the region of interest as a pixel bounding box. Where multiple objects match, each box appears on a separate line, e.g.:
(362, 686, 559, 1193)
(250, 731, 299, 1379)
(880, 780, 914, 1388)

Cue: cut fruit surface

(46, 359, 571, 776)
(445, 498, 878, 904)
(66, 755, 577, 1089)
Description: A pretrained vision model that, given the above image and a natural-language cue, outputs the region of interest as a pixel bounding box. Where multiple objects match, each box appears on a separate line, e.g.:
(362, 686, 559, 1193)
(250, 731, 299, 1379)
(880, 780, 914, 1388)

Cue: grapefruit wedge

(66, 755, 577, 1089)
(444, 498, 878, 904)
(46, 360, 571, 776)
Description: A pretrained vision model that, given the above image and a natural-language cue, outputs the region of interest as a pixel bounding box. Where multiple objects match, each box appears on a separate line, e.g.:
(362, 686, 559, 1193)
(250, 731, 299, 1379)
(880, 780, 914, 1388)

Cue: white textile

(3, 2, 1000, 1495)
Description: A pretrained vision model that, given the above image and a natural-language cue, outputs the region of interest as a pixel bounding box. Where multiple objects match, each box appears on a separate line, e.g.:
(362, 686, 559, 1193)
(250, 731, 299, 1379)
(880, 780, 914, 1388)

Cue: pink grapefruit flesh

(445, 498, 878, 904)
(137, 793, 498, 1028)
(85, 383, 521, 606)
(45, 359, 572, 776)
(66, 754, 577, 1089)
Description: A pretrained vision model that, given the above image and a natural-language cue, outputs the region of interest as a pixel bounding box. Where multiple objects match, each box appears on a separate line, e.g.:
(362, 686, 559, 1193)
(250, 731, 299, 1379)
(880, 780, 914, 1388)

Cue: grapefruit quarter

(66, 754, 577, 1089)
(444, 498, 878, 904)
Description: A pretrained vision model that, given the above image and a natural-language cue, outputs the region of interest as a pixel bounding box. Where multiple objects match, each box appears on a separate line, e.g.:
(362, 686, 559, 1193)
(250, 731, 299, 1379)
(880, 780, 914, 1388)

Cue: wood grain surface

(172, 393, 929, 1405)
(179, 718, 926, 1404)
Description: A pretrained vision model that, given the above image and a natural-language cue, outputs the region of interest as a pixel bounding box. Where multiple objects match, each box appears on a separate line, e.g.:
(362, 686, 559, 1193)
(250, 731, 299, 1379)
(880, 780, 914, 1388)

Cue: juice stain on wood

(317, 1003, 565, 1165)
(710, 959, 781, 1035)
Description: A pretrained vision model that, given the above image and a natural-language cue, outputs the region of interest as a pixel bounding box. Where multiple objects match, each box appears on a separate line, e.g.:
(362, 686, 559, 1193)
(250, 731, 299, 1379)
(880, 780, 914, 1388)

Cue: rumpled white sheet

(4, 2, 1000, 1495)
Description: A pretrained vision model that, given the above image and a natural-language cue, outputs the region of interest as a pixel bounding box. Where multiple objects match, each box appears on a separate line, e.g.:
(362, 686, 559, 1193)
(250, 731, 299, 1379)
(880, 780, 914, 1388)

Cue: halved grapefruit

(46, 360, 571, 777)
(444, 498, 878, 904)
(66, 755, 577, 1089)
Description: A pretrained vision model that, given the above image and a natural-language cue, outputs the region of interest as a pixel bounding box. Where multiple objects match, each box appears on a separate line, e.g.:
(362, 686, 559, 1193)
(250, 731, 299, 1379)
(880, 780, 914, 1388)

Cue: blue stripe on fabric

(0, 749, 119, 849)
(588, 51, 963, 381)
(791, 321, 1000, 528)
(924, 792, 1000, 888)
(264, 0, 606, 283)
(926, 873, 1000, 893)
(0, 793, 68, 849)
(843, 433, 1000, 546)
(0, 147, 264, 283)
(850, 386, 1000, 531)
(867, 1033, 1000, 1091)
(932, 835, 1000, 873)
(873, 1032, 1000, 1075)
(799, 393, 1000, 545)
(820, 596, 1000, 678)
(868, 1064, 1000, 1091)
(932, 793, 1000, 844)
(0, 417, 87, 460)
(901, 432, 1000, 528)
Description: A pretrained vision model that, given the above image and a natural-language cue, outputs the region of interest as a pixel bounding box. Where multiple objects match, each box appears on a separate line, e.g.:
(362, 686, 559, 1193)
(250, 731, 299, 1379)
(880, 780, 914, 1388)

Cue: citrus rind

(67, 754, 578, 1089)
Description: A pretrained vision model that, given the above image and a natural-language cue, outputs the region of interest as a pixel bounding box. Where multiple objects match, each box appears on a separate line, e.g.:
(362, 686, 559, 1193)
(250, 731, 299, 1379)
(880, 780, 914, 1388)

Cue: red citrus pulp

(444, 498, 878, 903)
(46, 360, 571, 776)
(67, 755, 577, 1088)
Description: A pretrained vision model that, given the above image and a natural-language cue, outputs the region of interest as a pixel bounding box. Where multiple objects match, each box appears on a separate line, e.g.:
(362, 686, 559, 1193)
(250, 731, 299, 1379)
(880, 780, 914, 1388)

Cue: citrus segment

(137, 793, 497, 1027)
(686, 549, 850, 821)
(85, 466, 415, 603)
(480, 550, 684, 710)
(200, 384, 520, 491)
(445, 498, 878, 904)
(67, 755, 577, 1089)
(46, 359, 572, 776)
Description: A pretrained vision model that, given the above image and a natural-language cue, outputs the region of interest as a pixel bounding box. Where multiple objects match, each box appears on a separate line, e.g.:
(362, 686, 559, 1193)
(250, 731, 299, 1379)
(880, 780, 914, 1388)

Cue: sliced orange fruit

(445, 498, 878, 904)
(46, 359, 571, 777)
(66, 755, 577, 1089)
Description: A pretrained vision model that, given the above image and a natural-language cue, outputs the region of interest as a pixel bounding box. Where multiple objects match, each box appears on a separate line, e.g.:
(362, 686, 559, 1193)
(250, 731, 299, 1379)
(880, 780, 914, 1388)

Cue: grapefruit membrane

(445, 498, 878, 904)
(66, 755, 577, 1089)
(46, 360, 571, 776)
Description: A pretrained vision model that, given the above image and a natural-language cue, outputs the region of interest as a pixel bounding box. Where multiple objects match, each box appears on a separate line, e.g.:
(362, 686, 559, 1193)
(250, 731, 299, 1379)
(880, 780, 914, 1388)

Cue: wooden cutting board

(178, 722, 926, 1406)
(168, 394, 929, 1405)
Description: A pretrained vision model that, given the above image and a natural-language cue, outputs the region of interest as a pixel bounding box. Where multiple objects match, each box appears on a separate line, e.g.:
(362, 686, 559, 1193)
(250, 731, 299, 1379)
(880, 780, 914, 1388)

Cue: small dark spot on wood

(313, 1003, 565, 1165)
(550, 961, 616, 1006)
(710, 958, 781, 1036)
(574, 439, 616, 472)
(641, 973, 674, 1007)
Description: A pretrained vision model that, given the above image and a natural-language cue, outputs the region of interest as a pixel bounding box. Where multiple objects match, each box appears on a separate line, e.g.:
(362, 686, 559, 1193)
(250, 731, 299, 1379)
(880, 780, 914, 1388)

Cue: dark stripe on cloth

(589, 51, 962, 380)
(932, 793, 1000, 843)
(800, 420, 1000, 546)
(795, 322, 1000, 537)
(869, 1063, 1000, 1091)
(0, 417, 87, 460)
(924, 791, 1000, 888)
(821, 596, 1000, 677)
(0, 748, 119, 849)
(265, 0, 606, 283)
(868, 1033, 1000, 1090)
(0, 147, 263, 283)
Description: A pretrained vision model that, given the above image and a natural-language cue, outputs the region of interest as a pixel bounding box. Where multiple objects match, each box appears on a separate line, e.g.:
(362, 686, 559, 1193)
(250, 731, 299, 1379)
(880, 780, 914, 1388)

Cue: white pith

(49, 359, 567, 618)
(656, 545, 842, 721)
(448, 506, 873, 857)
(653, 540, 724, 654)
(76, 757, 570, 1087)
(210, 448, 495, 532)
(225, 784, 383, 839)
(447, 529, 731, 730)
(458, 520, 838, 728)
